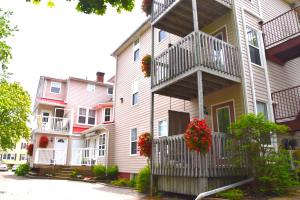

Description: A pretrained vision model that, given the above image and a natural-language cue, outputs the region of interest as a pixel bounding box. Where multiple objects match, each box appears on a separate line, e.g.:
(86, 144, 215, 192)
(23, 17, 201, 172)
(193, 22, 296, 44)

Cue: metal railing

(151, 31, 241, 88)
(71, 148, 106, 166)
(272, 85, 300, 121)
(262, 6, 300, 48)
(33, 116, 71, 133)
(34, 148, 67, 165)
(151, 133, 249, 178)
(151, 0, 233, 22)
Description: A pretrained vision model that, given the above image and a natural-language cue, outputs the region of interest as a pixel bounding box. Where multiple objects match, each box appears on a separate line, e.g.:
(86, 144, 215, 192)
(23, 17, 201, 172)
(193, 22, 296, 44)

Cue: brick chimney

(96, 72, 105, 83)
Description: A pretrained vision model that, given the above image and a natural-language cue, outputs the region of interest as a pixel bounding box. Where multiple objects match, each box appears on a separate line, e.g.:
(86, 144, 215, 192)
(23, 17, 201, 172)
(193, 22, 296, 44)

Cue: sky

(1, 0, 147, 100)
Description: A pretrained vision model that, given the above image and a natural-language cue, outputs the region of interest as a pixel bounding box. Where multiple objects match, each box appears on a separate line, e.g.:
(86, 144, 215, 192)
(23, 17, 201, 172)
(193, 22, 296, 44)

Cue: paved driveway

(0, 171, 151, 200)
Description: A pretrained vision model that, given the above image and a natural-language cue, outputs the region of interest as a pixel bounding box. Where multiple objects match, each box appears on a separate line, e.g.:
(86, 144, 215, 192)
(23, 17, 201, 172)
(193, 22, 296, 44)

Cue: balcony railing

(34, 148, 67, 165)
(272, 85, 300, 122)
(151, 0, 233, 22)
(151, 31, 241, 88)
(33, 116, 71, 133)
(151, 133, 249, 178)
(262, 6, 300, 48)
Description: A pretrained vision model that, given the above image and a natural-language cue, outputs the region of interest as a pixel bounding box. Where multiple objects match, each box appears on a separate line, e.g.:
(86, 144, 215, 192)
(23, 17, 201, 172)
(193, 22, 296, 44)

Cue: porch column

(192, 0, 199, 32)
(197, 70, 205, 119)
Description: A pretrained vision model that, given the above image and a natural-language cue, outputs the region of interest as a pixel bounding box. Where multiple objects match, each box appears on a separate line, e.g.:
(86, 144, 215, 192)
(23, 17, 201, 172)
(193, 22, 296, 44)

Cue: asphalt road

(0, 171, 150, 200)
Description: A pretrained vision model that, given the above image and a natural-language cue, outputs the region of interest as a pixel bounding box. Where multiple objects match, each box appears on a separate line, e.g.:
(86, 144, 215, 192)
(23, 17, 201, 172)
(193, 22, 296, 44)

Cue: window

(50, 82, 61, 94)
(256, 101, 271, 144)
(88, 110, 96, 125)
(42, 112, 50, 123)
(19, 154, 27, 161)
(217, 107, 231, 133)
(131, 80, 139, 106)
(84, 139, 90, 158)
(21, 142, 27, 149)
(104, 108, 111, 122)
(130, 128, 138, 155)
(133, 39, 140, 62)
(99, 134, 106, 157)
(78, 108, 87, 124)
(87, 84, 95, 92)
(107, 87, 113, 95)
(247, 27, 262, 66)
(3, 154, 6, 159)
(158, 120, 168, 137)
(158, 30, 167, 42)
(3, 153, 16, 160)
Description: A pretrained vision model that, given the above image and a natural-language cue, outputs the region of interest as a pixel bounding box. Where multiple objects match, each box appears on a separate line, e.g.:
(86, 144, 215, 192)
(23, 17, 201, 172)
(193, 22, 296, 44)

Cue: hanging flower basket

(39, 135, 49, 148)
(138, 132, 152, 158)
(27, 144, 34, 156)
(142, 0, 152, 16)
(184, 119, 212, 153)
(141, 54, 151, 77)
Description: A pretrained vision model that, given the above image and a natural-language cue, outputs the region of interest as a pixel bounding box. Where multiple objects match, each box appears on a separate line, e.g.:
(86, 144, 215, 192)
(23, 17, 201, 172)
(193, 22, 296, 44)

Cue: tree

(0, 81, 31, 150)
(26, 0, 136, 15)
(0, 9, 18, 80)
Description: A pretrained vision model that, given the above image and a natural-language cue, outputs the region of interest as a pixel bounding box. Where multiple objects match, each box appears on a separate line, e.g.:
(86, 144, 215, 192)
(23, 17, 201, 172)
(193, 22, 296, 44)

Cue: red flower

(27, 144, 34, 156)
(39, 135, 49, 148)
(184, 119, 212, 153)
(138, 132, 152, 158)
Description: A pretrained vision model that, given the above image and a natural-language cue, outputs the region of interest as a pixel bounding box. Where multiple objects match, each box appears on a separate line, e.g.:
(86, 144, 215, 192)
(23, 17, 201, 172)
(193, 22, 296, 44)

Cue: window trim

(246, 26, 263, 67)
(133, 38, 140, 62)
(50, 81, 62, 94)
(158, 118, 168, 137)
(256, 100, 274, 146)
(211, 25, 228, 42)
(87, 83, 96, 92)
(256, 100, 270, 120)
(98, 134, 106, 157)
(103, 107, 112, 122)
(130, 128, 138, 156)
(131, 79, 139, 107)
(77, 106, 97, 126)
(216, 106, 231, 133)
(107, 87, 113, 95)
(158, 30, 167, 43)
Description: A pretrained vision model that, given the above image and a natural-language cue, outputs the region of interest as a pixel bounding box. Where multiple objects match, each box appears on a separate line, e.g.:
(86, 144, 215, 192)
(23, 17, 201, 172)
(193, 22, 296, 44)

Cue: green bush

(70, 170, 78, 178)
(92, 164, 106, 178)
(15, 164, 30, 176)
(111, 178, 132, 187)
(217, 189, 244, 200)
(107, 165, 118, 180)
(135, 166, 150, 193)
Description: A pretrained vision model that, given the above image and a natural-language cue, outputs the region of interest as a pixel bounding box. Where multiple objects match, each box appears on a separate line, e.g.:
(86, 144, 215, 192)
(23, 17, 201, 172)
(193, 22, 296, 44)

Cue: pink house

(30, 72, 115, 168)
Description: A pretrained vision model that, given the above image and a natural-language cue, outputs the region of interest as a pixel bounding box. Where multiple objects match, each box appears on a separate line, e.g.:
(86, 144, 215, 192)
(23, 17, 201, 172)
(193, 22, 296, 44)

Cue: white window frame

(98, 134, 106, 157)
(256, 100, 270, 120)
(50, 81, 61, 94)
(158, 30, 167, 43)
(87, 83, 95, 92)
(103, 107, 112, 122)
(133, 38, 140, 62)
(20, 154, 27, 161)
(107, 87, 113, 95)
(130, 128, 138, 156)
(246, 26, 263, 67)
(21, 142, 27, 149)
(131, 80, 139, 106)
(216, 106, 231, 133)
(158, 119, 168, 137)
(77, 107, 96, 126)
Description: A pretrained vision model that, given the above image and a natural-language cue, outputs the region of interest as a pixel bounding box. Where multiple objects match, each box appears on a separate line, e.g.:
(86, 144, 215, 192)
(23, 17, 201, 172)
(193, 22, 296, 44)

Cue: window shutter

(168, 110, 190, 136)
(15, 154, 17, 161)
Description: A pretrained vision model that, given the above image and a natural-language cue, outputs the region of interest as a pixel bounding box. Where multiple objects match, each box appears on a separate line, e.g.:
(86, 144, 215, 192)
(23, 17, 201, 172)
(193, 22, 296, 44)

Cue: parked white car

(0, 164, 8, 171)
(12, 164, 19, 171)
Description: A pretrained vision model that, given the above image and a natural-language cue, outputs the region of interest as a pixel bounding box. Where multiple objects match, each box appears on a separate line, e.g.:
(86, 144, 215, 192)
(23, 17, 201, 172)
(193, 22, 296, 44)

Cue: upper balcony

(151, 0, 232, 37)
(32, 115, 72, 135)
(151, 30, 241, 100)
(262, 6, 300, 65)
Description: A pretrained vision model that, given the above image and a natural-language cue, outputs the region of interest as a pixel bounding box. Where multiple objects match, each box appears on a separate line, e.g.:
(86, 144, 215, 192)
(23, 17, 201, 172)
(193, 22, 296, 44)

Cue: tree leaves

(0, 81, 31, 150)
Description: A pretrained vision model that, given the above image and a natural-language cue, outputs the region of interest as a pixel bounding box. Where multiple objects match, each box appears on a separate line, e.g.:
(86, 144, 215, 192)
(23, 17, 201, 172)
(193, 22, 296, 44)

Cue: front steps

(54, 167, 74, 179)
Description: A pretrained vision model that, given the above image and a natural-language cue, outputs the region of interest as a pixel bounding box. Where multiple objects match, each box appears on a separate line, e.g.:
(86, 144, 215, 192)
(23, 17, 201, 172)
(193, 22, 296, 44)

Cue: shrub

(39, 135, 49, 148)
(217, 189, 244, 200)
(27, 144, 33, 156)
(136, 165, 150, 193)
(111, 178, 132, 187)
(15, 164, 30, 176)
(70, 170, 78, 178)
(107, 165, 118, 180)
(92, 164, 106, 178)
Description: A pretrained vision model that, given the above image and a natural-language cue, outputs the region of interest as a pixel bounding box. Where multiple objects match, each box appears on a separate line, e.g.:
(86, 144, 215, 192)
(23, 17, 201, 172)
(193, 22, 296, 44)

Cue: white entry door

(54, 138, 68, 165)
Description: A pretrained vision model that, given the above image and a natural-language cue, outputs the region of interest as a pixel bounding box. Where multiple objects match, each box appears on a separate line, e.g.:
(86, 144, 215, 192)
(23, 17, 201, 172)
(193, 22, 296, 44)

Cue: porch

(33, 115, 71, 134)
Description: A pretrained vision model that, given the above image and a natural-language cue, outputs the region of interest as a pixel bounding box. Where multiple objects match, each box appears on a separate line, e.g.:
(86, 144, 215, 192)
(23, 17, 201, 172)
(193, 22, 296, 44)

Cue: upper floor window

(50, 82, 61, 94)
(158, 119, 168, 137)
(20, 142, 27, 149)
(247, 27, 262, 66)
(104, 108, 111, 122)
(107, 87, 113, 95)
(130, 128, 138, 155)
(256, 101, 268, 120)
(158, 30, 167, 42)
(87, 84, 95, 92)
(131, 80, 139, 106)
(133, 39, 140, 62)
(78, 107, 96, 125)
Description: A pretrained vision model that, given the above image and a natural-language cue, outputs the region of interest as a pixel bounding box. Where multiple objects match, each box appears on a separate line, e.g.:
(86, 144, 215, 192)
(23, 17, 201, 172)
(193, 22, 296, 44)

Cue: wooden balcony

(151, 0, 232, 37)
(151, 31, 241, 100)
(272, 85, 300, 131)
(262, 6, 300, 65)
(151, 133, 249, 195)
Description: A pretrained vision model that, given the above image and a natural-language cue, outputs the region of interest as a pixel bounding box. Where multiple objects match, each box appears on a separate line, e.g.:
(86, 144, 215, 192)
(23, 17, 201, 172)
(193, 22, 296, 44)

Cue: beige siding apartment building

(111, 0, 300, 195)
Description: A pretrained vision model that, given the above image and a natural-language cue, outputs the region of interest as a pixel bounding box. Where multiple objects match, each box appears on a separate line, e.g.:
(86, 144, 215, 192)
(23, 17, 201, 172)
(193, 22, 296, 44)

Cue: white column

(197, 71, 204, 119)
(192, 0, 199, 32)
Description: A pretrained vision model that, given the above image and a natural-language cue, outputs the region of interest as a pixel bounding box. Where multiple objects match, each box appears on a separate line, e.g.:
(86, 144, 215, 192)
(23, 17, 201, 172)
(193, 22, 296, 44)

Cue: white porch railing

(71, 148, 106, 166)
(34, 148, 67, 165)
(33, 116, 71, 134)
